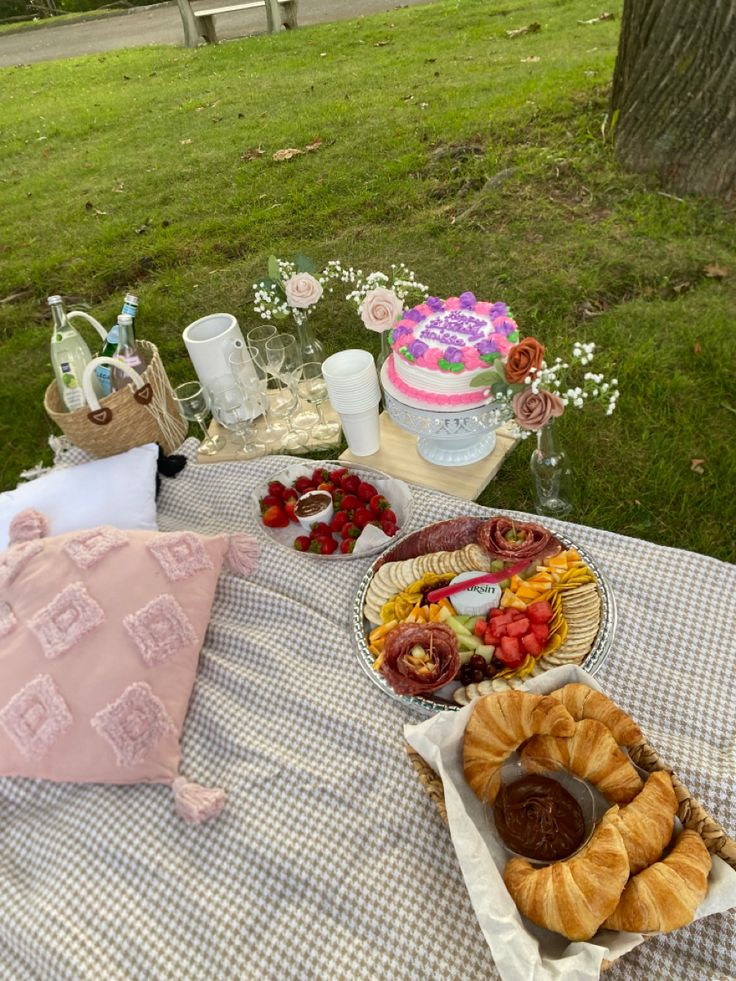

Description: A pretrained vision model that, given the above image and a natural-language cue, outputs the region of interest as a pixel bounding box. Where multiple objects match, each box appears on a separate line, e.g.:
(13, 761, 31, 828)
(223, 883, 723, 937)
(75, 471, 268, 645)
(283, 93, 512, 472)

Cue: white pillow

(0, 443, 159, 551)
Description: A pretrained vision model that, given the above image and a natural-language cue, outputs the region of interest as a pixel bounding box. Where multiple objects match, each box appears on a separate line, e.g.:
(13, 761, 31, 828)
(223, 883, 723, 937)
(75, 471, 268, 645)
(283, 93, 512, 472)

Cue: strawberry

(521, 633, 543, 656)
(381, 508, 397, 525)
(329, 467, 348, 484)
(294, 476, 315, 495)
(318, 537, 338, 555)
(262, 505, 289, 528)
(342, 474, 361, 494)
(310, 522, 331, 537)
(340, 539, 355, 554)
(527, 600, 554, 624)
(317, 481, 335, 494)
(357, 481, 378, 502)
(329, 512, 350, 532)
(293, 535, 312, 551)
(312, 467, 330, 485)
(339, 493, 361, 513)
(369, 494, 390, 515)
(267, 480, 287, 499)
(380, 519, 397, 537)
(260, 493, 282, 512)
(283, 495, 298, 522)
(341, 522, 361, 540)
(353, 507, 374, 529)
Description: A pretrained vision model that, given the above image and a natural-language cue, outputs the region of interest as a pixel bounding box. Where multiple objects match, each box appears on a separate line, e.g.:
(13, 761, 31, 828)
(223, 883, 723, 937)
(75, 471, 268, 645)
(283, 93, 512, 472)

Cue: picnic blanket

(1, 441, 734, 980)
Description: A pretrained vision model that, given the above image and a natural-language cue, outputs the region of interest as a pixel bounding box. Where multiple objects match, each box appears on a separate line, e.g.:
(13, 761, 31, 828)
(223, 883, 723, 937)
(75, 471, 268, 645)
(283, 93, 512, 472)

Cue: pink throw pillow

(0, 510, 259, 824)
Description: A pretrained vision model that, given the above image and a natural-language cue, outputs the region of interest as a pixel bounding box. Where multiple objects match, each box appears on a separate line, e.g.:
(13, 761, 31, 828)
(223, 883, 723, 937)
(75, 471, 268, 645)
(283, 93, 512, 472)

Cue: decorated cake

(385, 292, 520, 409)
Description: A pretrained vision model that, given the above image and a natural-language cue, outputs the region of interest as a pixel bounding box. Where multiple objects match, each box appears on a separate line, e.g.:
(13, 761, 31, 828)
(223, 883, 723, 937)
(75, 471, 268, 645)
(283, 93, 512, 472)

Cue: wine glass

(208, 376, 266, 460)
(247, 324, 295, 419)
(228, 344, 282, 448)
(263, 333, 309, 451)
(301, 361, 341, 444)
(172, 381, 224, 455)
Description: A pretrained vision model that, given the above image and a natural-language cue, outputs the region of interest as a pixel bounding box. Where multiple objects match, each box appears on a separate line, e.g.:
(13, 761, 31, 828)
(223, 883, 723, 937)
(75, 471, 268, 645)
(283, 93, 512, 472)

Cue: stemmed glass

(263, 333, 309, 451)
(301, 361, 341, 444)
(207, 376, 266, 460)
(228, 343, 282, 447)
(247, 324, 294, 420)
(172, 381, 224, 455)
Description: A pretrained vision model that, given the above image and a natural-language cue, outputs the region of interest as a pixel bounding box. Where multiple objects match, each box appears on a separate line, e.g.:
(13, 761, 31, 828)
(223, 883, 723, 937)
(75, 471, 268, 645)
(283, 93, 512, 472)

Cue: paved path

(0, 0, 436, 68)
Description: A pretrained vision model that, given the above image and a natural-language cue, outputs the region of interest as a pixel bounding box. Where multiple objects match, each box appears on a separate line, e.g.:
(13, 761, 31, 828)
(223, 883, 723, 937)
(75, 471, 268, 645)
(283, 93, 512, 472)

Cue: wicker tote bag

(44, 341, 187, 458)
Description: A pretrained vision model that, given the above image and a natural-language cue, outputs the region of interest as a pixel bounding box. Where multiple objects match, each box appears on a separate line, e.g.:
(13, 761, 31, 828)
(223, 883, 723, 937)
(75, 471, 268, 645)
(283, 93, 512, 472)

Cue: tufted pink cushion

(0, 515, 258, 819)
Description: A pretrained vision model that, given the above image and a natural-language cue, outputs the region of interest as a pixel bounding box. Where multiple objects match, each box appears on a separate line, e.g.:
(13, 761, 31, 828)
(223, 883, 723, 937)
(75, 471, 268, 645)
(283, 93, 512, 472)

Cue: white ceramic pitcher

(182, 313, 261, 416)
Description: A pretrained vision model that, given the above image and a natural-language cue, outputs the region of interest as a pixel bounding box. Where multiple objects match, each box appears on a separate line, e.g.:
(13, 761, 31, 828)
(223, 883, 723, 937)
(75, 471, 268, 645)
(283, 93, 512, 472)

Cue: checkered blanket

(1, 441, 734, 980)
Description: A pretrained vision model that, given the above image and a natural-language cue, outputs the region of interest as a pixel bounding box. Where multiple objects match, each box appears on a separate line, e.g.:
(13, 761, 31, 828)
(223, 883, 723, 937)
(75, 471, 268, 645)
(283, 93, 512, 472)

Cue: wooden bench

(175, 0, 297, 47)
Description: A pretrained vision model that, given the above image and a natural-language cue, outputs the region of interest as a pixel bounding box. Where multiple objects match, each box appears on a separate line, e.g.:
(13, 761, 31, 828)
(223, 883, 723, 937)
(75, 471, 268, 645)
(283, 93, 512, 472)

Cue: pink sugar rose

(423, 348, 442, 368)
(444, 297, 461, 310)
(512, 388, 565, 430)
(462, 347, 482, 371)
(491, 333, 513, 356)
(360, 288, 404, 333)
(416, 302, 433, 317)
(475, 302, 492, 315)
(284, 272, 323, 309)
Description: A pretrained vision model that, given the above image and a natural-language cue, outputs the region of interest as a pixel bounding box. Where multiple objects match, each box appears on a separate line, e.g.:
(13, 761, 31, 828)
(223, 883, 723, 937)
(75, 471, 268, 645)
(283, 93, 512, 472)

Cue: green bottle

(96, 293, 140, 396)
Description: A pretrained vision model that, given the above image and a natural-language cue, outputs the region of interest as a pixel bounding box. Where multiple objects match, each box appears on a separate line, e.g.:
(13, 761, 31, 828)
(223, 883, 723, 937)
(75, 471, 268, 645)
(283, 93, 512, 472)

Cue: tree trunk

(610, 0, 736, 203)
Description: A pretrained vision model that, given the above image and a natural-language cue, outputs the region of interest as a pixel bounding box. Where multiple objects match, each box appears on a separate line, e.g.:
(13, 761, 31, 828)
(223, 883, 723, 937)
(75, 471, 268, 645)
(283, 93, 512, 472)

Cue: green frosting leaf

(508, 331, 520, 343)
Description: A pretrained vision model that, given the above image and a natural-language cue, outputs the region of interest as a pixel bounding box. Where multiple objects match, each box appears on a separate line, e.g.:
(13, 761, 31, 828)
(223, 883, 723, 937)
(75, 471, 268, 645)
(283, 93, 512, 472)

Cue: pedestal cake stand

(380, 359, 512, 468)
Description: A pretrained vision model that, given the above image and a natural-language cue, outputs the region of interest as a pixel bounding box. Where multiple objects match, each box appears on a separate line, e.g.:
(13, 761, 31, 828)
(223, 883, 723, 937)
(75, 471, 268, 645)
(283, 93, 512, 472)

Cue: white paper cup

(338, 405, 381, 456)
(326, 383, 382, 414)
(322, 349, 376, 382)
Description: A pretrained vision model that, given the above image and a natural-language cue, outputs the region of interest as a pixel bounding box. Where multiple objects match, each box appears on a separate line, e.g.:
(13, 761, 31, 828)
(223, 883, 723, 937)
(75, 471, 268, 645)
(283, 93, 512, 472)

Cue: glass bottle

(96, 293, 140, 396)
(292, 309, 324, 364)
(48, 295, 93, 412)
(111, 314, 147, 391)
(529, 418, 573, 517)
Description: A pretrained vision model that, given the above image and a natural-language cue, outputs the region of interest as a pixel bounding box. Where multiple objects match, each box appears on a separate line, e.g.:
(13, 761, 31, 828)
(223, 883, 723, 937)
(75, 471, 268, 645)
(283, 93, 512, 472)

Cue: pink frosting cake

(387, 292, 520, 408)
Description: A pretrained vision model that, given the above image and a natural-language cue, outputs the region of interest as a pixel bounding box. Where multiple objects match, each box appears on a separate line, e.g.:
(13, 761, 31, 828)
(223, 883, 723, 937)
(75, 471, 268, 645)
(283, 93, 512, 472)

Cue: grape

(469, 654, 487, 671)
(471, 668, 484, 684)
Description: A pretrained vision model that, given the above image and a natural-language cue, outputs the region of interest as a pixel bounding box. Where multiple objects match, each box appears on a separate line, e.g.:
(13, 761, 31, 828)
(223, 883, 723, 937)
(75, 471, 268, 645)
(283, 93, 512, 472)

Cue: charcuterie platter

(352, 515, 616, 714)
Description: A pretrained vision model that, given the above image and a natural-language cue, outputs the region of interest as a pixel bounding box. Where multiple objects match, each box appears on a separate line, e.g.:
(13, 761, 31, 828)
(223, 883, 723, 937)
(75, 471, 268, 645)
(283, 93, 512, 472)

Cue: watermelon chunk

(530, 622, 550, 644)
(498, 635, 525, 668)
(527, 600, 554, 624)
(505, 617, 530, 638)
(521, 633, 543, 656)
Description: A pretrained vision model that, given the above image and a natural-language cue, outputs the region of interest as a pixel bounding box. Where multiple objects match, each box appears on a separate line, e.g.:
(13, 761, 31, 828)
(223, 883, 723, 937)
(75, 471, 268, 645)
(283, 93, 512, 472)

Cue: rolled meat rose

(477, 516, 557, 562)
(380, 622, 460, 695)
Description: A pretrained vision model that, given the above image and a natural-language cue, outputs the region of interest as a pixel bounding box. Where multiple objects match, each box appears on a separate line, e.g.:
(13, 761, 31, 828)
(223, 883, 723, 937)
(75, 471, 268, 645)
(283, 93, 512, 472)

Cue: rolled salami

(477, 516, 558, 562)
(380, 621, 459, 695)
(374, 516, 484, 569)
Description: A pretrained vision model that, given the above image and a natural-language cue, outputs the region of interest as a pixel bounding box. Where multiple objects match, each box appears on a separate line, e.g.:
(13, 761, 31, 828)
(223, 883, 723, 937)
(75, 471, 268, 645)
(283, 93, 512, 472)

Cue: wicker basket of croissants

(406, 683, 736, 968)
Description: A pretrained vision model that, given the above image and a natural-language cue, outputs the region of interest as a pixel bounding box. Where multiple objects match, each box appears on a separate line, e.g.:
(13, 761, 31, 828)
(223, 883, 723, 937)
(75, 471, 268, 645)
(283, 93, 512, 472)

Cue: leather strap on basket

(133, 383, 153, 405)
(87, 407, 112, 426)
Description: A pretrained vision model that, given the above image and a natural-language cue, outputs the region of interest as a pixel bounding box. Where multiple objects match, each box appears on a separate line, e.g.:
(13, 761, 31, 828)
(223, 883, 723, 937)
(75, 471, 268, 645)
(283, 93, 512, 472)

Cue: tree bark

(610, 0, 736, 203)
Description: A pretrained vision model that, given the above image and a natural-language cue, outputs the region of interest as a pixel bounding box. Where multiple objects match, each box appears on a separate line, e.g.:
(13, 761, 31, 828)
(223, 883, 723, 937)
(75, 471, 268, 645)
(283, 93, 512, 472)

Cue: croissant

(618, 771, 678, 873)
(463, 691, 575, 802)
(604, 829, 712, 933)
(504, 806, 630, 941)
(520, 719, 644, 804)
(550, 683, 643, 746)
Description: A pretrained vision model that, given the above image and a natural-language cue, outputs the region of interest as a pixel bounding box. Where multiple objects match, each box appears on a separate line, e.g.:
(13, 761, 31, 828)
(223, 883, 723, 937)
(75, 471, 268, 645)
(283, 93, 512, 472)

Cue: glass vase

(529, 418, 572, 518)
(376, 329, 392, 374)
(292, 311, 324, 364)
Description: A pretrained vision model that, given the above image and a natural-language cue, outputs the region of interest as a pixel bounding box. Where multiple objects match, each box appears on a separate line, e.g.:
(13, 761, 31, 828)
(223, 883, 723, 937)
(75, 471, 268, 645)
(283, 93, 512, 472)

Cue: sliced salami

(476, 516, 558, 562)
(380, 622, 459, 695)
(374, 516, 483, 569)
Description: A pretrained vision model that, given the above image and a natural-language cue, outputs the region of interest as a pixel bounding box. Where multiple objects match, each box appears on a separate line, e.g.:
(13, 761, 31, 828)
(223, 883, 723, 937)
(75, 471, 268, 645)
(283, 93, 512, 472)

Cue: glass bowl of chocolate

(485, 759, 597, 865)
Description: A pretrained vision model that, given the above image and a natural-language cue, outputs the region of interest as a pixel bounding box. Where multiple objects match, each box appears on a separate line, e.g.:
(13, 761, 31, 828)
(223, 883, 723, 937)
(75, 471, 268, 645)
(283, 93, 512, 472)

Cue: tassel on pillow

(172, 777, 227, 824)
(225, 534, 260, 577)
(8, 508, 49, 545)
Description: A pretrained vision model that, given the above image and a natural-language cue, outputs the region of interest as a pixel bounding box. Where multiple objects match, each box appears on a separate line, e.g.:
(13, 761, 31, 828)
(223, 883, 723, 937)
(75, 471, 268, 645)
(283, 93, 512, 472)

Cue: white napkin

(404, 665, 736, 981)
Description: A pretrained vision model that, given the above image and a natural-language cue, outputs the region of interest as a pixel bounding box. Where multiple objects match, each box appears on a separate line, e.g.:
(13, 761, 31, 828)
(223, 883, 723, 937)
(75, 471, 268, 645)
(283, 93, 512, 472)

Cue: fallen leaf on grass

(241, 146, 265, 162)
(374, 40, 391, 46)
(521, 56, 540, 62)
(703, 263, 729, 278)
(84, 201, 107, 216)
(693, 341, 702, 355)
(577, 12, 615, 24)
(180, 138, 192, 145)
(135, 219, 152, 235)
(272, 147, 303, 161)
(505, 22, 541, 38)
(690, 458, 706, 474)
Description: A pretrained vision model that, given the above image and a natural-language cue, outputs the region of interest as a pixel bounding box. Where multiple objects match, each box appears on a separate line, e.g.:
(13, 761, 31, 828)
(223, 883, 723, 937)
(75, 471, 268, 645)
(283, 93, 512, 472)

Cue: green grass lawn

(1, 0, 734, 562)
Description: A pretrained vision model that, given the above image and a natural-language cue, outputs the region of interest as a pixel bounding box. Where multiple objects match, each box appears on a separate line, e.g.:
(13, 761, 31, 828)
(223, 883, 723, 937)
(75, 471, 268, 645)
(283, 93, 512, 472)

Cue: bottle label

(95, 363, 113, 396)
(59, 362, 86, 410)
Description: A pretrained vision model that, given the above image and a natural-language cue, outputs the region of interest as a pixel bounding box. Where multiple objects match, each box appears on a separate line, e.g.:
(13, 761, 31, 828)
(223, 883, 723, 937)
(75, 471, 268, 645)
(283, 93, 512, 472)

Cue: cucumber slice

(475, 644, 496, 663)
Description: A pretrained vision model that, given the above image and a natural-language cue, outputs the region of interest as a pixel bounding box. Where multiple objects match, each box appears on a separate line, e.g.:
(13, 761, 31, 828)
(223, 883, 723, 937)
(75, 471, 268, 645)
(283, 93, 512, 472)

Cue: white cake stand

(380, 360, 512, 468)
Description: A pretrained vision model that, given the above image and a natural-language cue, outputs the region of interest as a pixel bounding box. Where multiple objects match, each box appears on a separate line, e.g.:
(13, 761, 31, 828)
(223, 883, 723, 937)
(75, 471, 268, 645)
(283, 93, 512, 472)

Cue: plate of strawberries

(252, 460, 414, 559)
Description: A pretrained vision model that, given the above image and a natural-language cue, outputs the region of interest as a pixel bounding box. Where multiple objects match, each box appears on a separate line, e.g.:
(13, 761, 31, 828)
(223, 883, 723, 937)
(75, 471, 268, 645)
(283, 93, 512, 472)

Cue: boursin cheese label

(449, 571, 502, 616)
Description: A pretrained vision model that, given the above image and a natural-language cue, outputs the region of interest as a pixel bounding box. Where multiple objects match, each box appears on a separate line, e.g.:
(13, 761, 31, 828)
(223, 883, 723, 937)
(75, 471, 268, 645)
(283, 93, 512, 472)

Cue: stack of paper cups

(321, 349, 382, 456)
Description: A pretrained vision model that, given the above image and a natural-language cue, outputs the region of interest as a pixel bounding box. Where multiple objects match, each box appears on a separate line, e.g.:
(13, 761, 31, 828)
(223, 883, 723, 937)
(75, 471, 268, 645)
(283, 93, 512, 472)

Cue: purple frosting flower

(490, 302, 508, 318)
(476, 338, 500, 356)
(459, 291, 477, 309)
(408, 339, 428, 359)
(426, 296, 444, 312)
(405, 309, 424, 323)
(493, 316, 517, 336)
(444, 346, 464, 363)
(392, 325, 412, 341)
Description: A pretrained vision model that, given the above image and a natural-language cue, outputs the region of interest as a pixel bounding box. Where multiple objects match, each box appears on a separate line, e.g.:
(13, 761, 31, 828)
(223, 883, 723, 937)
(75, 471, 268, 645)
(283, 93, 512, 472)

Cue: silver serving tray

(352, 524, 617, 716)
